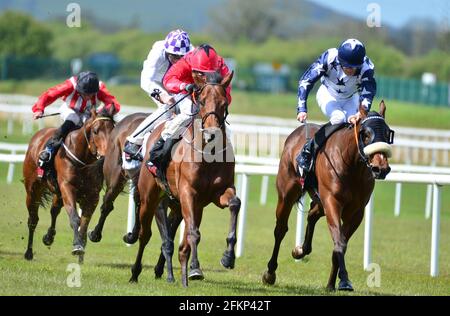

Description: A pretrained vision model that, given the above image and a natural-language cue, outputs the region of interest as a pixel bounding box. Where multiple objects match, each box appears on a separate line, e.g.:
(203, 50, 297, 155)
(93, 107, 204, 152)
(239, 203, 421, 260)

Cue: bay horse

(87, 112, 175, 281)
(129, 71, 241, 287)
(262, 101, 394, 291)
(23, 107, 115, 263)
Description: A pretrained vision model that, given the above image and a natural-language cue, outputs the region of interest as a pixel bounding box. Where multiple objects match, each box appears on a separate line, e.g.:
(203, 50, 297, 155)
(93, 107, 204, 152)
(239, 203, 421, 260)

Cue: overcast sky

(309, 0, 449, 28)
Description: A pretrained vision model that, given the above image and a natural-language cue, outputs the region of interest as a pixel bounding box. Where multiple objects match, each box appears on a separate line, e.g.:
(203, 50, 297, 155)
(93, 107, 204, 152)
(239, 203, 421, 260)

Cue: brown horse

(87, 112, 175, 281)
(129, 71, 240, 287)
(262, 101, 393, 291)
(23, 108, 115, 263)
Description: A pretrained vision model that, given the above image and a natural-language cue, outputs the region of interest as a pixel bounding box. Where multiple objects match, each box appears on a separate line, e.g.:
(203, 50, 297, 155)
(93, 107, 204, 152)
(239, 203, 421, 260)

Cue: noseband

(354, 114, 395, 168)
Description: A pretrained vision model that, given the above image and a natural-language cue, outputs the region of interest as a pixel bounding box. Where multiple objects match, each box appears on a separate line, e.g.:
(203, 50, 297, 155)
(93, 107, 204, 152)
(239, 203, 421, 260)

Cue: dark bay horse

(130, 71, 241, 287)
(87, 112, 175, 281)
(262, 101, 394, 291)
(23, 108, 115, 263)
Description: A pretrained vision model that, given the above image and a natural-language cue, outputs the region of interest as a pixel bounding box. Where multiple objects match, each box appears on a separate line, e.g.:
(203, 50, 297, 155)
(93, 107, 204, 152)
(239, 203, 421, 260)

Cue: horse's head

(357, 100, 395, 179)
(193, 71, 233, 143)
(84, 107, 116, 159)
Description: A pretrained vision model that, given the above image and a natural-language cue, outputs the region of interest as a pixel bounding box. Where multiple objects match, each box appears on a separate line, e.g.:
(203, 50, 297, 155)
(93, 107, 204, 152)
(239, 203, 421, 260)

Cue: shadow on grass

(95, 262, 230, 274)
(0, 250, 24, 258)
(202, 278, 395, 296)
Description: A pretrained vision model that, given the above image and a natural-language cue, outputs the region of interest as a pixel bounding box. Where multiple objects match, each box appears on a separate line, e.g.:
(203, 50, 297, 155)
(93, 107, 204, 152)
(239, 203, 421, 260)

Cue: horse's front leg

(179, 193, 203, 287)
(214, 187, 241, 269)
(42, 194, 63, 247)
(323, 195, 352, 291)
(59, 182, 83, 256)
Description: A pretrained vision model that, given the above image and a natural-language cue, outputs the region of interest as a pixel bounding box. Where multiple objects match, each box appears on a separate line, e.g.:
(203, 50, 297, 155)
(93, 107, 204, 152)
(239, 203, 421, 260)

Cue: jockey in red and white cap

(145, 44, 232, 176)
(32, 71, 120, 178)
(123, 29, 193, 162)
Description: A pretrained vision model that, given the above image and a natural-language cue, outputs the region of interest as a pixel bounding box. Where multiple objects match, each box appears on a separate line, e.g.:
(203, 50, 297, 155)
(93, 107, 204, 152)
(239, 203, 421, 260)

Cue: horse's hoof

(42, 234, 54, 246)
(326, 285, 336, 292)
(220, 250, 235, 269)
(166, 275, 175, 283)
(88, 230, 102, 243)
(188, 268, 204, 281)
(129, 277, 138, 283)
(338, 280, 354, 291)
(123, 233, 138, 245)
(78, 254, 84, 265)
(154, 263, 165, 279)
(292, 246, 306, 259)
(262, 271, 276, 285)
(72, 245, 85, 256)
(24, 249, 33, 261)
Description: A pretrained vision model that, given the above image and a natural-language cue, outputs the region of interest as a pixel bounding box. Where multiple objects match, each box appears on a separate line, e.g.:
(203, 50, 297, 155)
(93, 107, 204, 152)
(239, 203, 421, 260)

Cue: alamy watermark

(366, 262, 381, 288)
(66, 3, 81, 28)
(367, 3, 381, 28)
(66, 263, 81, 287)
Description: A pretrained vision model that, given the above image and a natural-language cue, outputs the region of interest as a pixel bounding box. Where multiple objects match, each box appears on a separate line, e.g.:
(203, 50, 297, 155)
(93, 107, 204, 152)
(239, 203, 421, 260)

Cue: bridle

(62, 116, 114, 166)
(192, 83, 229, 130)
(83, 116, 115, 159)
(353, 114, 394, 168)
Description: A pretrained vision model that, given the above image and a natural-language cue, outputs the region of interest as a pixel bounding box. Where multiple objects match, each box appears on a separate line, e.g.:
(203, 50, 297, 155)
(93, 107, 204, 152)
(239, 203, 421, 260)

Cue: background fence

(1, 56, 449, 106)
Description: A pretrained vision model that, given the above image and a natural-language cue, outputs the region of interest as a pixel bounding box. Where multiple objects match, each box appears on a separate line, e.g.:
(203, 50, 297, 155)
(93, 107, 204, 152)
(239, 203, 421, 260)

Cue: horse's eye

(363, 127, 374, 145)
(93, 128, 99, 135)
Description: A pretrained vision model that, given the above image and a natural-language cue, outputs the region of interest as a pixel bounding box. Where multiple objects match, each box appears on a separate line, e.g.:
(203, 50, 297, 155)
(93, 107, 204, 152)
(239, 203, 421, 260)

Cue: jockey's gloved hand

(184, 83, 195, 93)
(33, 111, 43, 120)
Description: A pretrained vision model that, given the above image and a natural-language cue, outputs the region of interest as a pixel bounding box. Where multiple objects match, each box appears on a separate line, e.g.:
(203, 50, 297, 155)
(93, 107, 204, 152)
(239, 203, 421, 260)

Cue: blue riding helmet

(76, 71, 99, 94)
(338, 39, 366, 68)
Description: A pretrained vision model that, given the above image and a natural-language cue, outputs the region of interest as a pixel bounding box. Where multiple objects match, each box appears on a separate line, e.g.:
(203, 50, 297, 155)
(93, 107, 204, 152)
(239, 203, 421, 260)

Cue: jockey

(146, 44, 232, 176)
(123, 29, 193, 161)
(296, 38, 377, 176)
(32, 71, 121, 178)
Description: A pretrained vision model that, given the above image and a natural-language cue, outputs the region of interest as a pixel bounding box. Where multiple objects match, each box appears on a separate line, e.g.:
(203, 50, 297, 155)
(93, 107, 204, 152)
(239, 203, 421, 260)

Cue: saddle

(297, 122, 350, 191)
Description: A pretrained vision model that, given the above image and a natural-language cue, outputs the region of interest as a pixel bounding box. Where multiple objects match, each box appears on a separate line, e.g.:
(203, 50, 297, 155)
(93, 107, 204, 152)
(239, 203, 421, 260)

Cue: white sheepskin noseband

(363, 142, 392, 158)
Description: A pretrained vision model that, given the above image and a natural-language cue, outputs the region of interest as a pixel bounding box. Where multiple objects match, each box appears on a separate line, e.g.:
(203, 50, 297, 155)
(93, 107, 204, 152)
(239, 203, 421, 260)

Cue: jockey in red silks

(123, 29, 194, 162)
(146, 44, 232, 176)
(32, 71, 120, 178)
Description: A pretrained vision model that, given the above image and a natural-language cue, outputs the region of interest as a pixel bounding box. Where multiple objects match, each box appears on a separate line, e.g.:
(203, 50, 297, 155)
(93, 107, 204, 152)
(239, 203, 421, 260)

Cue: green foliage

(408, 50, 450, 81)
(0, 11, 52, 58)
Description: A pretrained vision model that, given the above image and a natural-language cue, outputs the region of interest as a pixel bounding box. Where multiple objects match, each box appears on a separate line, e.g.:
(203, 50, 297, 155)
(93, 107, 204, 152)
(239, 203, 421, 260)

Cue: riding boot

(37, 120, 77, 178)
(146, 137, 166, 176)
(297, 138, 314, 177)
(123, 140, 143, 161)
(146, 136, 178, 179)
(296, 121, 332, 177)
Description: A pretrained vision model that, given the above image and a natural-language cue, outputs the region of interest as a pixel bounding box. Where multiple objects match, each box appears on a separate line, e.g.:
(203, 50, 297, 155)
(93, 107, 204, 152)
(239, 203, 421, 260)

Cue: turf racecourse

(0, 164, 449, 296)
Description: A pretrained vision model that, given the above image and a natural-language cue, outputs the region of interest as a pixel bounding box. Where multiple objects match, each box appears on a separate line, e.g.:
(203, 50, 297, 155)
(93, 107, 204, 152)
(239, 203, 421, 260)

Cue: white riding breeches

(161, 94, 195, 141)
(59, 103, 91, 126)
(316, 84, 359, 125)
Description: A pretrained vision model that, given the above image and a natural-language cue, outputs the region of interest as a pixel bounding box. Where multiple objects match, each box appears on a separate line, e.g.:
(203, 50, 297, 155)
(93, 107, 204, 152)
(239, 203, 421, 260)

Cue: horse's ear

(107, 103, 115, 118)
(379, 100, 386, 118)
(359, 103, 368, 118)
(90, 107, 97, 118)
(221, 71, 234, 88)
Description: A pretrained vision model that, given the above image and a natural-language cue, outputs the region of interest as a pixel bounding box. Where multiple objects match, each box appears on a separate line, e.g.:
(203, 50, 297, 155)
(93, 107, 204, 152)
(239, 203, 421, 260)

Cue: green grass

(0, 167, 449, 296)
(1, 80, 450, 129)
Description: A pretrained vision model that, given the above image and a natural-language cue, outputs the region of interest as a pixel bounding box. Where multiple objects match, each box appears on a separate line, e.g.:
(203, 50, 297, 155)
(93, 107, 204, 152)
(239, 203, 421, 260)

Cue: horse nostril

(371, 166, 380, 174)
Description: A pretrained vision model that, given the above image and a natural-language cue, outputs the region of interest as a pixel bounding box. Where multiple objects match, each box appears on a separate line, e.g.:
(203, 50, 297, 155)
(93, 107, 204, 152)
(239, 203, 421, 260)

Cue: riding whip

(133, 91, 192, 137)
(38, 112, 60, 118)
